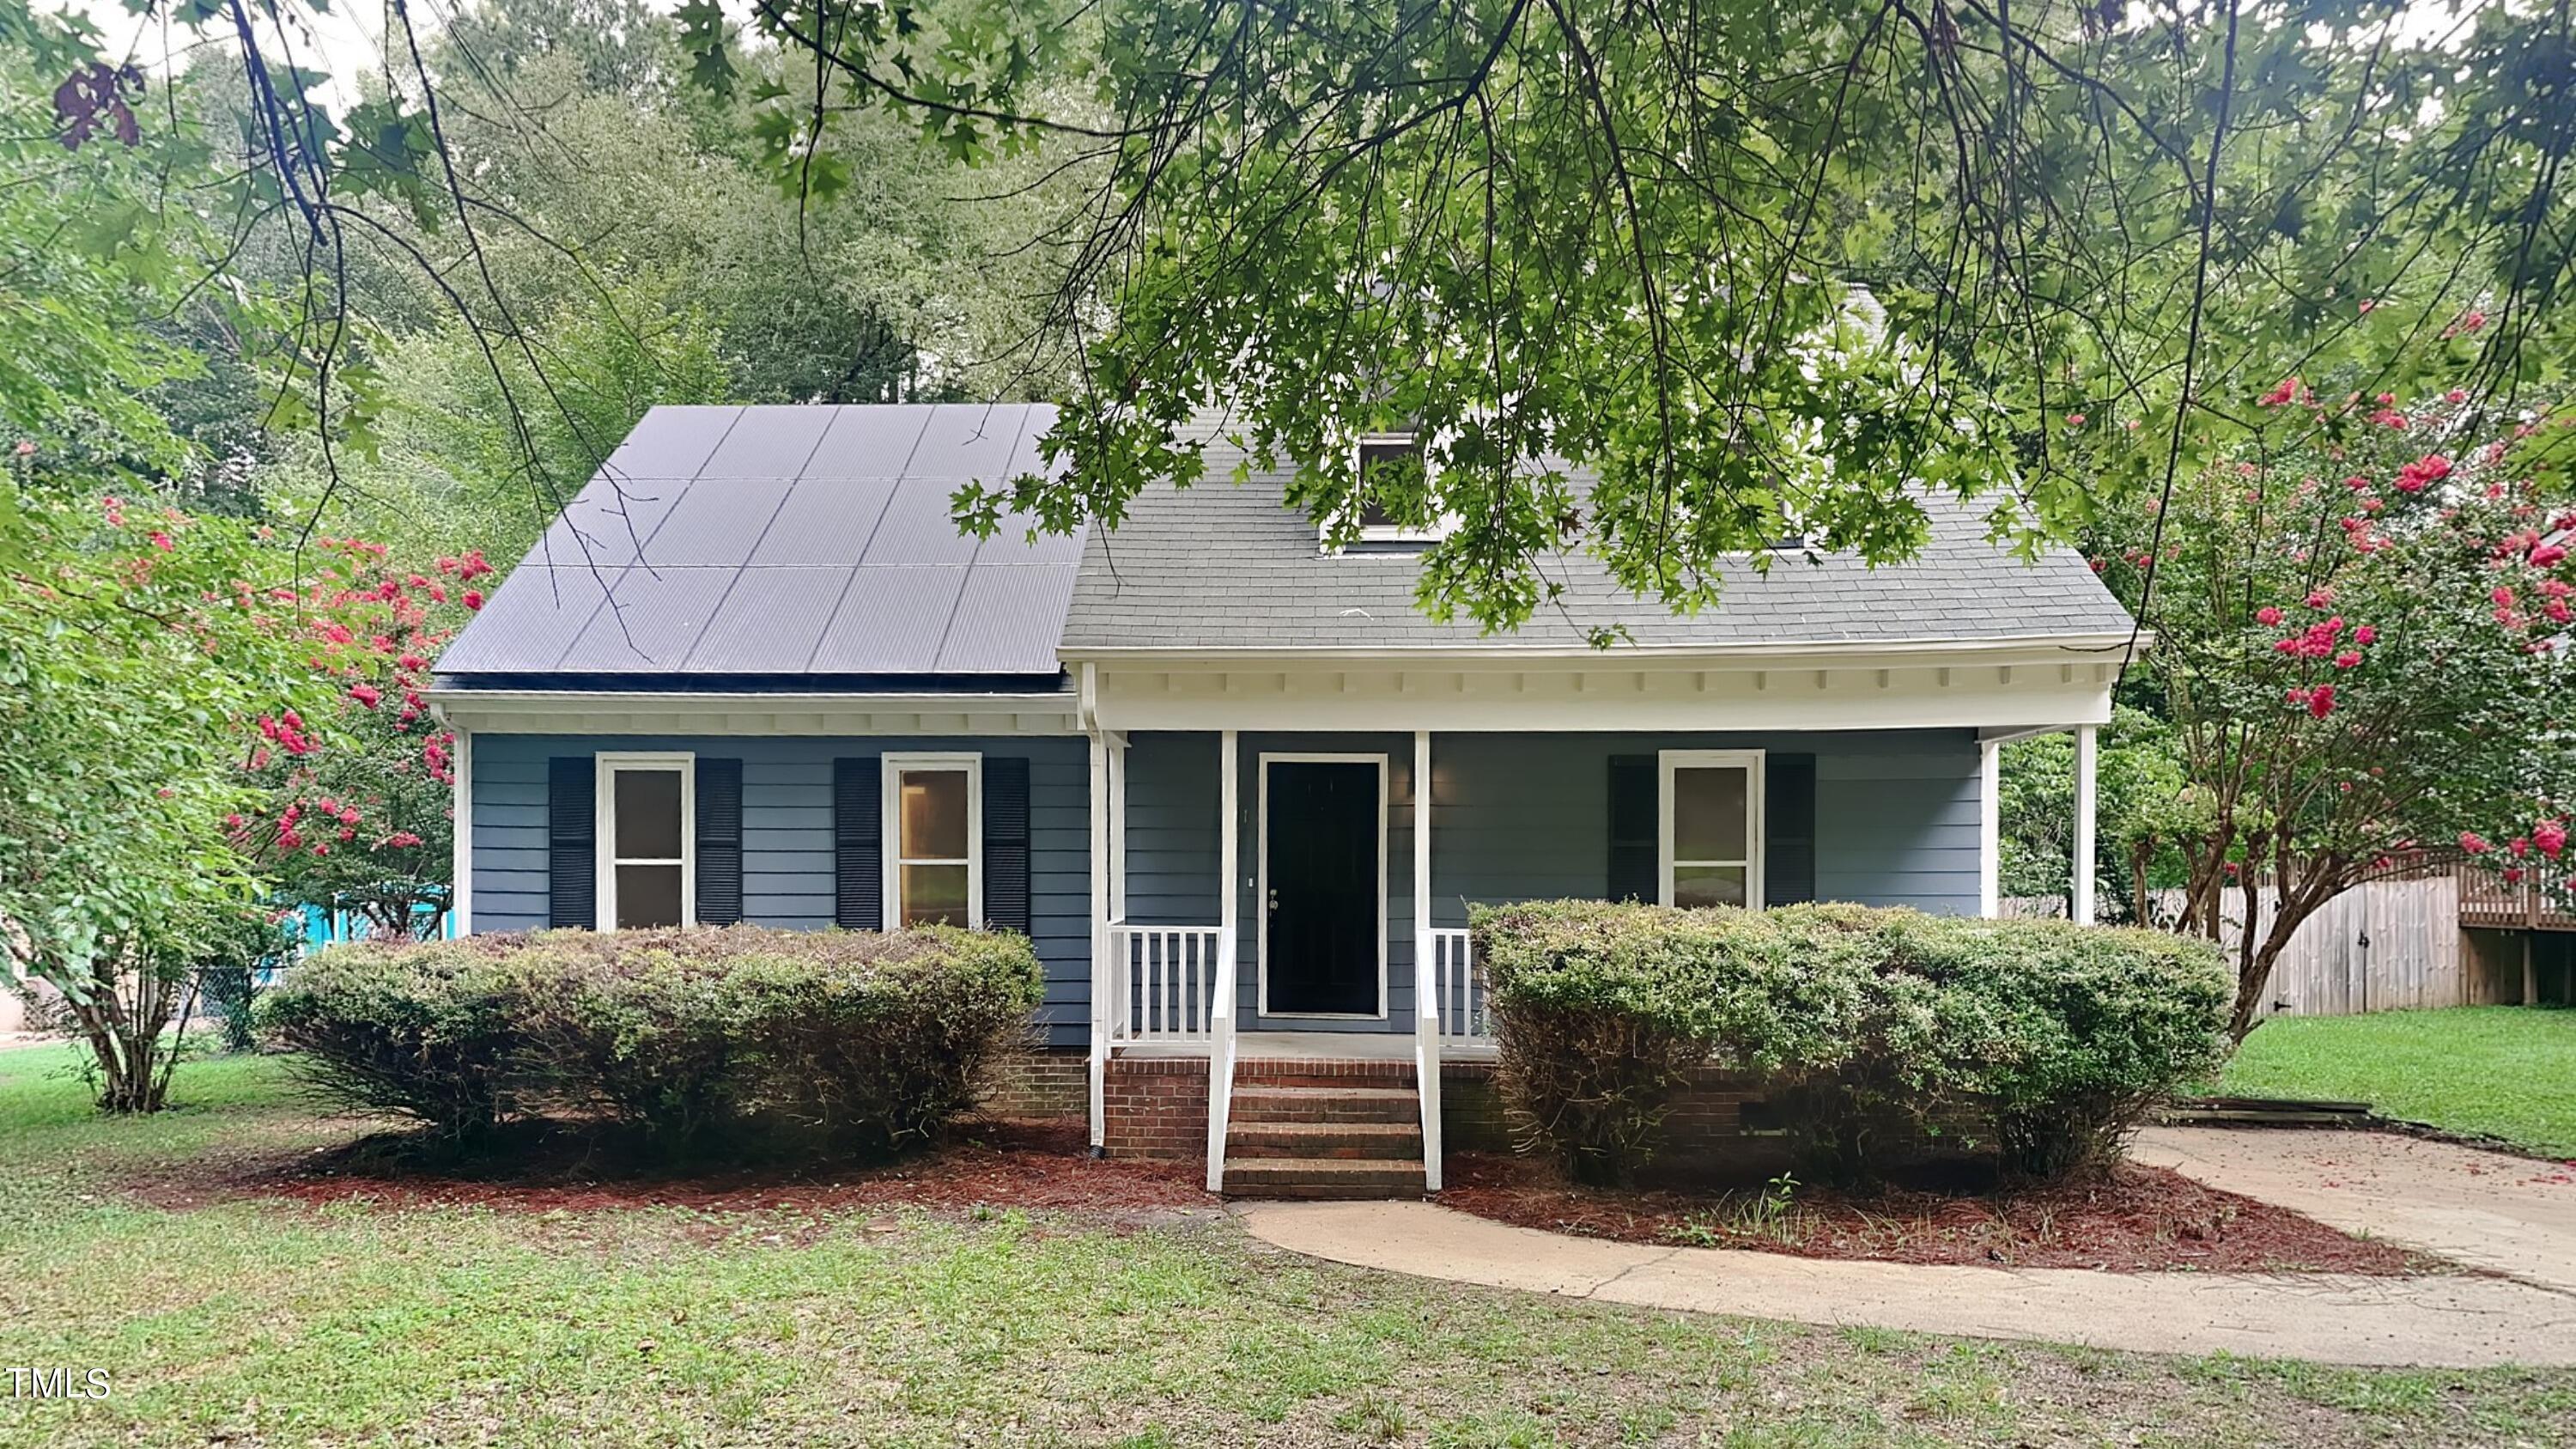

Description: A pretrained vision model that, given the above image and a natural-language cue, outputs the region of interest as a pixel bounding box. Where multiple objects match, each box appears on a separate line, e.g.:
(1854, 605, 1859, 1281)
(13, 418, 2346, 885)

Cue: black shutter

(695, 758, 744, 925)
(1606, 755, 1658, 904)
(981, 757, 1032, 934)
(547, 756, 595, 928)
(834, 757, 882, 930)
(1765, 753, 1818, 906)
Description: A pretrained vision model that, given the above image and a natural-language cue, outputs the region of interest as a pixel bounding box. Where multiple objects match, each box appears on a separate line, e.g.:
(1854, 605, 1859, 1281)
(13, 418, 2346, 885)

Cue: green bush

(258, 925, 1045, 1157)
(257, 939, 522, 1141)
(1473, 900, 2230, 1186)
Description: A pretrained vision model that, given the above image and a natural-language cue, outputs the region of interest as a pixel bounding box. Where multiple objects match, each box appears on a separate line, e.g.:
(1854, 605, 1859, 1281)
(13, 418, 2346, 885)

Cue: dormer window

(1339, 432, 1449, 545)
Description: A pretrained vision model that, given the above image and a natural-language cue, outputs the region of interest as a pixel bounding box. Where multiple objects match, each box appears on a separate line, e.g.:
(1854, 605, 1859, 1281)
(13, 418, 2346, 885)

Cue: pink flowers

(2531, 543, 2568, 569)
(2065, 412, 2087, 428)
(2393, 454, 2452, 493)
(2461, 831, 2492, 855)
(2537, 821, 2569, 860)
(2256, 606, 2284, 626)
(2306, 587, 2336, 609)
(2334, 650, 2362, 669)
(2353, 624, 2377, 645)
(348, 683, 382, 709)
(2306, 685, 2336, 719)
(2257, 377, 2304, 408)
(148, 532, 173, 551)
(101, 496, 124, 527)
(462, 589, 484, 611)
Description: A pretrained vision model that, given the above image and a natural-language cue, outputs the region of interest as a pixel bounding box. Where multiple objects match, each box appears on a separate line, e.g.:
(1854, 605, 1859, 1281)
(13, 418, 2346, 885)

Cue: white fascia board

(424, 688, 1082, 736)
(1060, 630, 2148, 668)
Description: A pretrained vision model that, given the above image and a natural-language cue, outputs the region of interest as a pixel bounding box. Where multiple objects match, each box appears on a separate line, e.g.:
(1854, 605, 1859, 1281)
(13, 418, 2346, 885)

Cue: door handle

(1267, 888, 1279, 912)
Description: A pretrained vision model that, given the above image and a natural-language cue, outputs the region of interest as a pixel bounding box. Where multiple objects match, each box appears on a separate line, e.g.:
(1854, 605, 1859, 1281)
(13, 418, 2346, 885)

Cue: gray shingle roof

(1060, 447, 2134, 653)
(434, 403, 1078, 679)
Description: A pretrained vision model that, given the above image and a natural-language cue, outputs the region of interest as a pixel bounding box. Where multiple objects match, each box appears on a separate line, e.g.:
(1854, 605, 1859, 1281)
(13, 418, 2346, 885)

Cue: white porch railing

(1428, 928, 1490, 1044)
(1105, 923, 1223, 1044)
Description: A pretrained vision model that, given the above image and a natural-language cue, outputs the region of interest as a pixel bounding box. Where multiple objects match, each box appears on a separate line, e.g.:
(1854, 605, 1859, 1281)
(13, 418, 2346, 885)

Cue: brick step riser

(1229, 1101, 1419, 1127)
(1225, 1140, 1425, 1160)
(1221, 1175, 1432, 1196)
(1231, 1072, 1418, 1093)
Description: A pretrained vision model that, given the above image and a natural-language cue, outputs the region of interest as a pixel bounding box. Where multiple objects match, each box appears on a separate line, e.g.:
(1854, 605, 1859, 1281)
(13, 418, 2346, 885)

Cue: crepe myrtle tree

(2092, 368, 2576, 1039)
(228, 543, 481, 940)
(0, 454, 441, 1109)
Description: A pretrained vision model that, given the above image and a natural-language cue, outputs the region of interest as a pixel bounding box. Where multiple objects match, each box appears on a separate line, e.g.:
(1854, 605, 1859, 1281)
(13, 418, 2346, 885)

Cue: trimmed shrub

(1474, 900, 2230, 1186)
(258, 939, 522, 1141)
(258, 925, 1045, 1157)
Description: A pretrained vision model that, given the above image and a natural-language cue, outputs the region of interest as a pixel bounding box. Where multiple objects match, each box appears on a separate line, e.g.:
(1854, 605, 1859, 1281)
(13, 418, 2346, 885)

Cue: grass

(2218, 1007, 2576, 1158)
(3, 1042, 2573, 1446)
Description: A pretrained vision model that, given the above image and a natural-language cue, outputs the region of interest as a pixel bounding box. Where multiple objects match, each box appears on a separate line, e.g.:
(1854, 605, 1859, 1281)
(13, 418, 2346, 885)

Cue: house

(428, 403, 2131, 1195)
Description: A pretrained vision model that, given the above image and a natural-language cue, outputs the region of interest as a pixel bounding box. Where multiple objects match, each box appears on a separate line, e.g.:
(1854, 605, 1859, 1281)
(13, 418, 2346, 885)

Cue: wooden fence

(2008, 874, 2516, 1018)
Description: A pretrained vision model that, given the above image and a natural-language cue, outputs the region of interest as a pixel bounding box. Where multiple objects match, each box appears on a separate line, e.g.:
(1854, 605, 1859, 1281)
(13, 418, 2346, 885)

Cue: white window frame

(882, 752, 983, 928)
(1255, 751, 1390, 1020)
(1321, 431, 1453, 547)
(1658, 749, 1766, 910)
(595, 752, 696, 931)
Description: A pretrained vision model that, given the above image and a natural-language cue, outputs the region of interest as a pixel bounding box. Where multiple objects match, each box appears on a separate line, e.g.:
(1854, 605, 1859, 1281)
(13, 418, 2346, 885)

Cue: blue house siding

(1113, 728, 1984, 1035)
(467, 734, 1093, 1044)
(468, 727, 1982, 1046)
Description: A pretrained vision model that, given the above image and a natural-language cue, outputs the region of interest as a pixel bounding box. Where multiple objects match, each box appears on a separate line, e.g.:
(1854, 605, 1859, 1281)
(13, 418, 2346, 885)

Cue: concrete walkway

(1239, 1199, 2576, 1367)
(2135, 1126, 2576, 1294)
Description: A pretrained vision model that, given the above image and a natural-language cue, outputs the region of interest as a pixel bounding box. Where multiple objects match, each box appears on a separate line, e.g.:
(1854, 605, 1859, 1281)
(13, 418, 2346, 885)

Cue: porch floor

(1117, 1032, 1495, 1062)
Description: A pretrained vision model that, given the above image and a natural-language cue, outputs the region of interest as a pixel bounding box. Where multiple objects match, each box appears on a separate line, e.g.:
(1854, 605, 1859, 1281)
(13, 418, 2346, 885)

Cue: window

(883, 753, 981, 927)
(597, 753, 695, 929)
(1331, 432, 1449, 545)
(1659, 750, 1764, 910)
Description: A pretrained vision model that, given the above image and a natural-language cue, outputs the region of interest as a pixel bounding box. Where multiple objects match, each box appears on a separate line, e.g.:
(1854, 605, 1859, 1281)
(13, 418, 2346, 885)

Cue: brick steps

(1226, 1119, 1424, 1159)
(1219, 1062, 1429, 1198)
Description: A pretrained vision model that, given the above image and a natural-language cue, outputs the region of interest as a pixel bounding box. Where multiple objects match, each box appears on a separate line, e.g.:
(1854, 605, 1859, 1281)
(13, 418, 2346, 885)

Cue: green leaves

(335, 97, 444, 231)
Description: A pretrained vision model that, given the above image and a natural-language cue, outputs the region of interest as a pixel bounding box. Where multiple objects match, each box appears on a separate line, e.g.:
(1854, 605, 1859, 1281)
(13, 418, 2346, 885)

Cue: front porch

(1073, 649, 2117, 1196)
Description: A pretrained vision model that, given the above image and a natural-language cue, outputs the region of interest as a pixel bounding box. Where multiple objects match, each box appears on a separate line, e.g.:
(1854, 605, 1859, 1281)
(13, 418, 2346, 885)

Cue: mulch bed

(144, 1117, 1210, 1218)
(1437, 1152, 2439, 1275)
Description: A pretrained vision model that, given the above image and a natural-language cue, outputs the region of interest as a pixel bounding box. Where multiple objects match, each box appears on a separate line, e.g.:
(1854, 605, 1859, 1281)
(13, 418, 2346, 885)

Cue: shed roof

(434, 403, 1078, 682)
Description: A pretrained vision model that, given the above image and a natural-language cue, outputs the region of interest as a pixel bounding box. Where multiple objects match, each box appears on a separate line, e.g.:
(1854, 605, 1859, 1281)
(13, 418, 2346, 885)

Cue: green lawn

(3, 1043, 2573, 1447)
(2221, 1007, 2576, 1159)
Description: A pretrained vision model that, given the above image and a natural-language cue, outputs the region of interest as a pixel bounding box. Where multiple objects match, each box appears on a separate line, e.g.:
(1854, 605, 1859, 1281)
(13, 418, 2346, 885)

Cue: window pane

(1358, 439, 1422, 526)
(1672, 766, 1747, 861)
(900, 770, 970, 860)
(613, 770, 684, 859)
(1673, 864, 1747, 910)
(900, 863, 970, 927)
(616, 863, 684, 928)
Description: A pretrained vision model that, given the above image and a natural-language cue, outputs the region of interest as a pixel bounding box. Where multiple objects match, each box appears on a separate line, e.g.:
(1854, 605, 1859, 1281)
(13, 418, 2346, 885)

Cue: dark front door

(1264, 760, 1381, 1014)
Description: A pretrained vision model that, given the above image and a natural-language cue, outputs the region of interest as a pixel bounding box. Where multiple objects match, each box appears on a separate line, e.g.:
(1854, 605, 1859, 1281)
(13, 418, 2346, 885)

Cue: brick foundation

(978, 1046, 1091, 1120)
(1102, 1056, 1211, 1158)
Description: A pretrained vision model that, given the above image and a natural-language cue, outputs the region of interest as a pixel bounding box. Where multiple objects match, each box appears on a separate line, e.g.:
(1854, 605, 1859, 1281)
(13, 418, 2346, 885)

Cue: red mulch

(145, 1118, 1209, 1218)
(1438, 1152, 2438, 1275)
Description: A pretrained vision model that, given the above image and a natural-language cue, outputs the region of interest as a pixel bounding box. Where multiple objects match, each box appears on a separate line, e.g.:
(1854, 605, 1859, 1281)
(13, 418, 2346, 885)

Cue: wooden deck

(2457, 861, 2576, 933)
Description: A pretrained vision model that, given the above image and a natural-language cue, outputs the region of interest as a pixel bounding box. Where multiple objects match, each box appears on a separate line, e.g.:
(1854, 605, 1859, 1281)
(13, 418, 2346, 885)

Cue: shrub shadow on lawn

(145, 1115, 1209, 1219)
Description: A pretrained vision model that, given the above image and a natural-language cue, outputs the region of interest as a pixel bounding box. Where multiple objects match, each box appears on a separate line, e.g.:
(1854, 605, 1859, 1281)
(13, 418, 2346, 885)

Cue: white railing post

(1206, 729, 1241, 1193)
(1413, 730, 1441, 1191)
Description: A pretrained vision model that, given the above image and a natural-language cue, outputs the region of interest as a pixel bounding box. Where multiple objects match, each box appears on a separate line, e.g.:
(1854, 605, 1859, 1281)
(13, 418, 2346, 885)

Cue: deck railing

(1104, 923, 1223, 1044)
(2457, 861, 2576, 932)
(1428, 928, 1491, 1044)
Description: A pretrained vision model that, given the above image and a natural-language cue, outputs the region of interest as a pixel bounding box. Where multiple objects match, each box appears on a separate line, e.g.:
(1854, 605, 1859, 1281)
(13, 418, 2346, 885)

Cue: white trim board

(594, 751, 696, 929)
(427, 688, 1079, 738)
(1255, 752, 1391, 1021)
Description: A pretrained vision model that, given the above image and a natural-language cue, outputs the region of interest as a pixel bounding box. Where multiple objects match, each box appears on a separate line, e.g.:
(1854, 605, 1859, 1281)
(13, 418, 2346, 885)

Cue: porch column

(1977, 737, 2000, 920)
(1218, 729, 1240, 981)
(1087, 731, 1110, 1148)
(1413, 729, 1441, 1190)
(1107, 737, 1127, 922)
(2072, 723, 2098, 926)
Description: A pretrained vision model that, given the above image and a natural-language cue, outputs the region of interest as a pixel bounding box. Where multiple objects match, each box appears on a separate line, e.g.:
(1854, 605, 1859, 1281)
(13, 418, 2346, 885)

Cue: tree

(1999, 709, 2202, 923)
(230, 539, 471, 938)
(2091, 370, 2575, 1038)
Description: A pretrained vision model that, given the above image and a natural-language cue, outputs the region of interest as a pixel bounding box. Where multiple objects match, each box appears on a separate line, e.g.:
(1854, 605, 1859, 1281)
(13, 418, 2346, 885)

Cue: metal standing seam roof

(433, 403, 1083, 679)
(1059, 443, 2136, 653)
